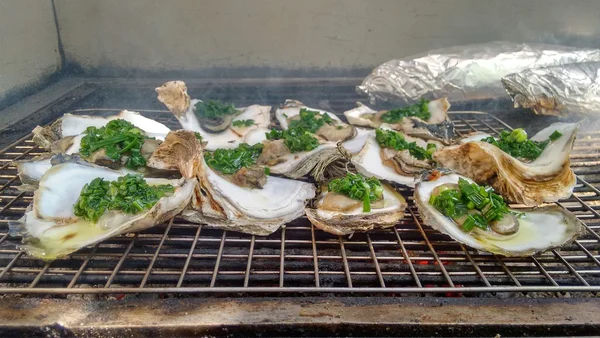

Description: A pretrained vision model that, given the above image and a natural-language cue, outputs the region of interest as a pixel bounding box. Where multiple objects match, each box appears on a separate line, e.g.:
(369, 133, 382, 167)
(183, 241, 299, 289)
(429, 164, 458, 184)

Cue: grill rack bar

(0, 106, 598, 296)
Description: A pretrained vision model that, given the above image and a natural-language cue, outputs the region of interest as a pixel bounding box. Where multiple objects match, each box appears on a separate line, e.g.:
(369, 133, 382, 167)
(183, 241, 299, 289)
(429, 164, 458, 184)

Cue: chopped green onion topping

(380, 99, 431, 123)
(375, 128, 437, 160)
(205, 143, 264, 175)
(232, 119, 255, 127)
(79, 119, 149, 169)
(195, 100, 236, 119)
(549, 130, 563, 141)
(482, 128, 562, 161)
(73, 174, 174, 223)
(266, 127, 320, 153)
(429, 178, 510, 232)
(287, 108, 334, 133)
(328, 173, 384, 212)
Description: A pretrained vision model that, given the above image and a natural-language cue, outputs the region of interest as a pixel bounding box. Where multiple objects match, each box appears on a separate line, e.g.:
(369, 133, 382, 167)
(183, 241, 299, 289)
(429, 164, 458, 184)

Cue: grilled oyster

(148, 130, 316, 236)
(32, 110, 170, 150)
(10, 157, 195, 260)
(275, 100, 370, 153)
(155, 81, 271, 150)
(414, 170, 584, 256)
(305, 173, 407, 235)
(434, 122, 578, 206)
(351, 126, 442, 187)
(343, 98, 454, 143)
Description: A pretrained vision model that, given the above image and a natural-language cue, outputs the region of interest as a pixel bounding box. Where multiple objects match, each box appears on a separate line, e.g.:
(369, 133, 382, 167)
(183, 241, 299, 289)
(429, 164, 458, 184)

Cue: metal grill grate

(0, 106, 599, 296)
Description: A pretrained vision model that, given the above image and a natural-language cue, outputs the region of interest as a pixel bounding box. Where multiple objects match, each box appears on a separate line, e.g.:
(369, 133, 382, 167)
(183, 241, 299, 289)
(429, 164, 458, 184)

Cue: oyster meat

(343, 98, 454, 143)
(434, 122, 579, 206)
(155, 81, 271, 150)
(352, 126, 442, 187)
(414, 171, 584, 256)
(305, 173, 407, 235)
(10, 158, 195, 260)
(148, 130, 316, 236)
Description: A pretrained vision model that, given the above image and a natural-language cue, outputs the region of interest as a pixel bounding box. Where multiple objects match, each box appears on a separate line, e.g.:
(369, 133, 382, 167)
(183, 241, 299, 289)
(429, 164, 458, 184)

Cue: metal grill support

(0, 92, 599, 296)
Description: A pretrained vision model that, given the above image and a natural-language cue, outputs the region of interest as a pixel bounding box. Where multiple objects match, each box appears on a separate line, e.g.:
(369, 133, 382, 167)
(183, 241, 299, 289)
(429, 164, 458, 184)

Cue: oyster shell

(32, 110, 170, 150)
(305, 181, 407, 236)
(434, 122, 578, 206)
(414, 171, 584, 256)
(155, 81, 271, 150)
(148, 130, 316, 236)
(352, 127, 442, 187)
(10, 158, 195, 260)
(343, 98, 454, 143)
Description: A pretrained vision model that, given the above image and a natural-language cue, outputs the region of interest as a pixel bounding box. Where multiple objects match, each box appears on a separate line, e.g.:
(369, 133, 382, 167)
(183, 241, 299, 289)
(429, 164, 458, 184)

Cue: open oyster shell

(343, 98, 454, 143)
(32, 110, 171, 150)
(148, 130, 316, 236)
(10, 157, 195, 260)
(414, 171, 585, 257)
(351, 126, 442, 188)
(275, 99, 370, 153)
(305, 181, 407, 236)
(434, 122, 579, 206)
(155, 81, 271, 150)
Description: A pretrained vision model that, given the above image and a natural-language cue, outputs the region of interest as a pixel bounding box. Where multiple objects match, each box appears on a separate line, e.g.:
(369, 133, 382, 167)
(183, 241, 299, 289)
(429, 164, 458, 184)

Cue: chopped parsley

(381, 99, 431, 123)
(73, 174, 174, 223)
(375, 128, 437, 160)
(428, 178, 510, 232)
(287, 108, 334, 133)
(328, 173, 384, 212)
(79, 119, 149, 169)
(232, 119, 255, 128)
(482, 128, 562, 161)
(266, 127, 320, 153)
(195, 100, 237, 119)
(205, 143, 264, 175)
(194, 132, 203, 141)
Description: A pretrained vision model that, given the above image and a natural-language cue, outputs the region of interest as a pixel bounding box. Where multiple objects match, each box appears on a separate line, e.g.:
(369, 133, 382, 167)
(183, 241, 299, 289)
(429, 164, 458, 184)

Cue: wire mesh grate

(0, 108, 599, 296)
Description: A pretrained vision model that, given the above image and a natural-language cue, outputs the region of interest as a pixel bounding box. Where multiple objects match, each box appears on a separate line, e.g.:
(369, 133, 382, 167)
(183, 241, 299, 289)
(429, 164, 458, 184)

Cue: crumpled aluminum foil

(502, 61, 600, 117)
(357, 41, 600, 105)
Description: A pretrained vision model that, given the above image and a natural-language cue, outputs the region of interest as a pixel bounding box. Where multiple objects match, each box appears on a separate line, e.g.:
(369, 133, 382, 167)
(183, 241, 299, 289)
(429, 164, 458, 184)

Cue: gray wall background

(3, 0, 600, 105)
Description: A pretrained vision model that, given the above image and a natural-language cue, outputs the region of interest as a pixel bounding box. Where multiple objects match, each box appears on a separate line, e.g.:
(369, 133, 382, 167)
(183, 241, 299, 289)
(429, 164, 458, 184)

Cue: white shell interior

(61, 110, 171, 140)
(205, 162, 315, 219)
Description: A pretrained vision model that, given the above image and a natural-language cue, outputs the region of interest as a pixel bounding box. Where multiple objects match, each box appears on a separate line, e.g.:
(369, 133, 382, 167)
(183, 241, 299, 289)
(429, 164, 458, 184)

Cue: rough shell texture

(148, 130, 316, 236)
(433, 122, 578, 206)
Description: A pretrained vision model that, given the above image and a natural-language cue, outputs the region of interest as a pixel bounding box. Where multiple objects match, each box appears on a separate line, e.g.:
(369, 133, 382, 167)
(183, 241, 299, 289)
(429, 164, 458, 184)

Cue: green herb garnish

(266, 127, 320, 153)
(375, 128, 437, 160)
(232, 119, 255, 128)
(287, 108, 334, 133)
(482, 128, 562, 161)
(428, 178, 510, 232)
(73, 174, 174, 223)
(328, 173, 384, 212)
(205, 143, 264, 175)
(79, 119, 149, 169)
(194, 132, 203, 141)
(549, 130, 563, 141)
(195, 100, 236, 119)
(264, 167, 270, 175)
(381, 99, 431, 123)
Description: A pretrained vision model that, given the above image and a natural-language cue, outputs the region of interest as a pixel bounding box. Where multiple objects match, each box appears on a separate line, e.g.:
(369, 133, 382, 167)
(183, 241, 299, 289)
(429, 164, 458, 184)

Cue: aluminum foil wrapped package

(502, 62, 600, 117)
(357, 41, 600, 105)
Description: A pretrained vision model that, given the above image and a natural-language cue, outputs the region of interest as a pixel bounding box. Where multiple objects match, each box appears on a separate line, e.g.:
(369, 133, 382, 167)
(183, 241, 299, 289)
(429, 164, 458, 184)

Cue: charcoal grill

(0, 78, 598, 336)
